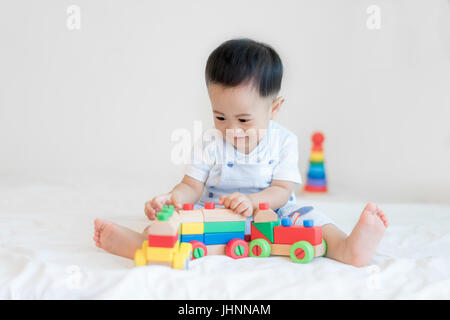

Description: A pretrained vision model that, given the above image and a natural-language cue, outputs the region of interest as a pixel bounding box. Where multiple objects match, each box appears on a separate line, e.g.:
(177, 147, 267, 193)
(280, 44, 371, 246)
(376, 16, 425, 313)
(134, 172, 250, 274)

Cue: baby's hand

(219, 192, 253, 217)
(144, 192, 182, 220)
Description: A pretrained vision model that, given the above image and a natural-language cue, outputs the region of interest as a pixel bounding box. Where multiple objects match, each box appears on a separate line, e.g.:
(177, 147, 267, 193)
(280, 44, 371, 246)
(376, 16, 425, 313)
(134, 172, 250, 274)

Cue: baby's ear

(270, 96, 285, 119)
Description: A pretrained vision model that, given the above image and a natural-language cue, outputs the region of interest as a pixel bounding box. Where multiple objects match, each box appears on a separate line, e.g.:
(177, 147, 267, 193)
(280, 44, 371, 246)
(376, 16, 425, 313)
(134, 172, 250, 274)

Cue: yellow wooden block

(141, 240, 149, 251)
(134, 248, 147, 266)
(172, 243, 192, 270)
(179, 242, 193, 257)
(146, 241, 179, 262)
(181, 222, 204, 235)
(310, 151, 324, 162)
(172, 252, 187, 270)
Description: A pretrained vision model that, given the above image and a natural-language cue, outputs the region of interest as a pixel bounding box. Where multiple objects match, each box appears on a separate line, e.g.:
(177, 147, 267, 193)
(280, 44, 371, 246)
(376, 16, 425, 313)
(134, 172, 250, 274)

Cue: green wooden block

(204, 221, 246, 233)
(252, 220, 280, 243)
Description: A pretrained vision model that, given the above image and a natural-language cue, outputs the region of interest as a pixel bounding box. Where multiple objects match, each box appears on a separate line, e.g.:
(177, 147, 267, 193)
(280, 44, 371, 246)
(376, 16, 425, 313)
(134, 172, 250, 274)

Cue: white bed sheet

(1, 176, 449, 299)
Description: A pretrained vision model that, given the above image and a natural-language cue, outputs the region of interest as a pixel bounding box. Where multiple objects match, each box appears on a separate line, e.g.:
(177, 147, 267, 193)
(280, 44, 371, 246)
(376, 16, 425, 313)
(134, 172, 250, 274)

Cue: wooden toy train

(134, 202, 327, 269)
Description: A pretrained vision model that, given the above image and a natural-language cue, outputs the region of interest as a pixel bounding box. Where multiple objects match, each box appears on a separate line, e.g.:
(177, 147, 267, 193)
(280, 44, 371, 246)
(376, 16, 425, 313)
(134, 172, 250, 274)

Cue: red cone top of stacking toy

(183, 203, 194, 210)
(259, 202, 269, 210)
(205, 202, 215, 209)
(312, 132, 324, 147)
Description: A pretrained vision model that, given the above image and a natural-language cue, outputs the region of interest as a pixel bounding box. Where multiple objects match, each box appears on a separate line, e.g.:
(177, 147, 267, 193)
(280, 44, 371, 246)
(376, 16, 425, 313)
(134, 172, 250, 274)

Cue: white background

(0, 0, 449, 204)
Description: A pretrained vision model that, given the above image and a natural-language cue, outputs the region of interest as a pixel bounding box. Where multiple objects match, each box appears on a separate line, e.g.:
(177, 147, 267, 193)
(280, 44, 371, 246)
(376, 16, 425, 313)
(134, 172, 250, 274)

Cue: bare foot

(344, 203, 389, 267)
(93, 219, 145, 260)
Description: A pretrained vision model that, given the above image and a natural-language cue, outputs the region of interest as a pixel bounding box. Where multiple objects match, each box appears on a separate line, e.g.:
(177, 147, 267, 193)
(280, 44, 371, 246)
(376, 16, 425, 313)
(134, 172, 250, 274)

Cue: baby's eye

(216, 117, 225, 121)
(239, 119, 251, 123)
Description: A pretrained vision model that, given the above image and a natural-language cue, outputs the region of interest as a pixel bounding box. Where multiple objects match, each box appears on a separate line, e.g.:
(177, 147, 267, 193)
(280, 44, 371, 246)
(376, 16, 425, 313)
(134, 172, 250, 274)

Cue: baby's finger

(230, 197, 244, 210)
(223, 195, 234, 208)
(235, 201, 248, 215)
(170, 194, 182, 210)
(242, 207, 252, 217)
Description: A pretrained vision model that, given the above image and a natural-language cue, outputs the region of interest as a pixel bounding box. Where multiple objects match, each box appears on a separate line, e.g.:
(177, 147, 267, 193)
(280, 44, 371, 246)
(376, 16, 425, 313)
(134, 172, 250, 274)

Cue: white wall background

(0, 0, 449, 204)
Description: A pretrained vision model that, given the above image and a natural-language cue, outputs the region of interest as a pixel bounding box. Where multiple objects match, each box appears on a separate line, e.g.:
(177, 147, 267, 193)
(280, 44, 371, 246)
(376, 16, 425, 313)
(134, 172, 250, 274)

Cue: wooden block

(253, 208, 278, 223)
(204, 221, 245, 233)
(202, 208, 246, 222)
(206, 244, 226, 255)
(270, 243, 291, 256)
(146, 241, 179, 262)
(204, 232, 245, 245)
(250, 223, 272, 243)
(179, 209, 204, 223)
(148, 232, 179, 247)
(310, 151, 324, 162)
(251, 220, 280, 243)
(147, 212, 180, 236)
(314, 242, 326, 257)
(181, 222, 204, 235)
(273, 225, 322, 246)
(180, 234, 204, 243)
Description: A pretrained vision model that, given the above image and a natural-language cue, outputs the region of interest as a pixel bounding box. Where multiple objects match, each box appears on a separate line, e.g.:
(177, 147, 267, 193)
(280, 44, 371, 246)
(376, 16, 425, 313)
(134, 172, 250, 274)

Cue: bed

(1, 175, 449, 299)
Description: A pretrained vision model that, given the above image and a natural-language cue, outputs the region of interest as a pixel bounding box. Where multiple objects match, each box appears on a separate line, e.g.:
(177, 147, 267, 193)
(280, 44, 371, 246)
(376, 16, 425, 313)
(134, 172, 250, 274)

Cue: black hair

(205, 38, 283, 97)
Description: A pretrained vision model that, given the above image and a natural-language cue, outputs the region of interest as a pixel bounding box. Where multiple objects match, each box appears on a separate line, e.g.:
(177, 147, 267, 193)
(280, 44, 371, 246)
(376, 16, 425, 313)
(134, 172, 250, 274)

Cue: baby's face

(208, 83, 281, 154)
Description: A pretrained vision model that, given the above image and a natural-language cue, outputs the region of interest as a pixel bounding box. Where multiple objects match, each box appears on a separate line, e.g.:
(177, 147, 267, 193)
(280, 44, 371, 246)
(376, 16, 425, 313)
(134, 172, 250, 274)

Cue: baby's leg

(323, 202, 388, 267)
(93, 219, 147, 260)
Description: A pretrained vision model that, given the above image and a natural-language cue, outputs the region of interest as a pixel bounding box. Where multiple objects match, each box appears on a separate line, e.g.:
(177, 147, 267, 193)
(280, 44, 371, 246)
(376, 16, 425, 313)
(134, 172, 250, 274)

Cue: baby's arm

(144, 175, 204, 220)
(247, 180, 295, 211)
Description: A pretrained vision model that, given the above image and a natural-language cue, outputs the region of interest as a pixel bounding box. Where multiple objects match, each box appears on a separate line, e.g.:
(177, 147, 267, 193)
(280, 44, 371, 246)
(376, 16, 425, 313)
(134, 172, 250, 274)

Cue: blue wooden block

(306, 178, 327, 187)
(181, 234, 204, 243)
(281, 217, 292, 227)
(204, 232, 245, 245)
(303, 219, 314, 227)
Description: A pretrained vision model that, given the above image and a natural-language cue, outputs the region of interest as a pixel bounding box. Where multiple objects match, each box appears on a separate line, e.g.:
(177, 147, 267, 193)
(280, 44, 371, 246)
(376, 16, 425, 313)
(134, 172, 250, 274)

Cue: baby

(93, 39, 388, 267)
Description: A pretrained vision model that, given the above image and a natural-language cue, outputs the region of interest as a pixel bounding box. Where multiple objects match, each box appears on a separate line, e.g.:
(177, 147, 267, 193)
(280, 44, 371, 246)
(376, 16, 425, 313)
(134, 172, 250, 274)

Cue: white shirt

(185, 120, 302, 216)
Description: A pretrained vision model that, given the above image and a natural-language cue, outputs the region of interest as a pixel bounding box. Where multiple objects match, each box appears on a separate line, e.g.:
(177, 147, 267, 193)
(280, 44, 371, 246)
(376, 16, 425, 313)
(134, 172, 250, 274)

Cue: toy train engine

(249, 203, 327, 264)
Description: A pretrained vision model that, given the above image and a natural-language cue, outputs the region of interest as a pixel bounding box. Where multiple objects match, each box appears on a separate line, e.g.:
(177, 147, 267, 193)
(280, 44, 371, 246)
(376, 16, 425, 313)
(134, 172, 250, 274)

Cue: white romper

(185, 120, 334, 233)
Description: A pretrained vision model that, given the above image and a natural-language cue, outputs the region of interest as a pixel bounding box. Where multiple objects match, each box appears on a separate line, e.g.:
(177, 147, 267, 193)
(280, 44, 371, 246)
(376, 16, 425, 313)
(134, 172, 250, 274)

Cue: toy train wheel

(226, 239, 249, 259)
(290, 241, 314, 264)
(249, 239, 271, 258)
(189, 240, 207, 260)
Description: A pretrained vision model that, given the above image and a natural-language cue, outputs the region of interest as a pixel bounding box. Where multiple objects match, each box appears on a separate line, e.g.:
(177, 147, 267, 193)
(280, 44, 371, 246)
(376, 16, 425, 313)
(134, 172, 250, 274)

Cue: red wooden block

(304, 185, 327, 192)
(205, 202, 215, 209)
(250, 223, 272, 243)
(148, 231, 179, 248)
(273, 225, 322, 246)
(183, 203, 194, 210)
(259, 202, 269, 210)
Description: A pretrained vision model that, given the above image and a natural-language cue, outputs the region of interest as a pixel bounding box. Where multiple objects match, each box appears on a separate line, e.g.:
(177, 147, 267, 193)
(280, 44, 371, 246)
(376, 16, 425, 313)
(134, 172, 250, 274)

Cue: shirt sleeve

(184, 137, 214, 183)
(272, 133, 302, 185)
